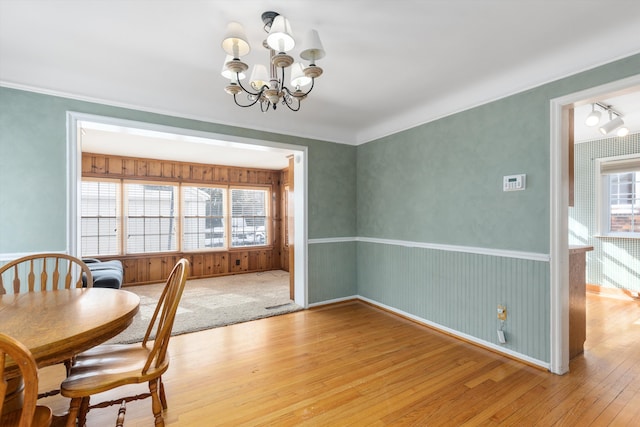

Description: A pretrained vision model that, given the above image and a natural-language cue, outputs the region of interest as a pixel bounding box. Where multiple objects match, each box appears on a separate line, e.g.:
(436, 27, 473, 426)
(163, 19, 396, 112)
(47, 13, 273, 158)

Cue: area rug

(107, 270, 302, 344)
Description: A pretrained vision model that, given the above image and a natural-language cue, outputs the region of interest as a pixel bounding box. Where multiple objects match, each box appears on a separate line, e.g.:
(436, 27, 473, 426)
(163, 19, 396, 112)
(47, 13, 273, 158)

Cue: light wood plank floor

(39, 291, 640, 426)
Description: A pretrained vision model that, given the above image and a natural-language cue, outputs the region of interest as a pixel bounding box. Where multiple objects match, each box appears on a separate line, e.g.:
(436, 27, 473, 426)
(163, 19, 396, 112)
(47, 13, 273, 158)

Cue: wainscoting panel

(308, 241, 357, 304)
(356, 241, 550, 362)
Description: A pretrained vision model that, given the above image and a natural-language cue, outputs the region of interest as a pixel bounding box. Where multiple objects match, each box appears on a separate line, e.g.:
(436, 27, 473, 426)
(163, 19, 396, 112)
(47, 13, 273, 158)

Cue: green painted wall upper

(0, 87, 357, 253)
(357, 54, 640, 254)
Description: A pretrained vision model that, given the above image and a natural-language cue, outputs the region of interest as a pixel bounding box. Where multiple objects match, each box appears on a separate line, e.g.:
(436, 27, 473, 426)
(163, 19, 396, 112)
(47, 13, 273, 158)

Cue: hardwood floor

(38, 292, 640, 426)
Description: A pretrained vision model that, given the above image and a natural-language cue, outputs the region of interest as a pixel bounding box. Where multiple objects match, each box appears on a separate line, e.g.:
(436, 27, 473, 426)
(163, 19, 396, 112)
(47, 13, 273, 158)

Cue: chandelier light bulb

(222, 22, 251, 58)
(300, 29, 326, 63)
(250, 64, 269, 90)
(290, 63, 312, 88)
(584, 104, 601, 127)
(266, 15, 295, 52)
(221, 55, 246, 80)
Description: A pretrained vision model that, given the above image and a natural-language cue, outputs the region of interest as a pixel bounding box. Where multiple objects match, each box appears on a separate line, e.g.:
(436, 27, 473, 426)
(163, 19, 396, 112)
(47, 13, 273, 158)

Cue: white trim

(66, 112, 309, 308)
(308, 237, 357, 244)
(310, 295, 549, 370)
(309, 236, 549, 261)
(549, 73, 640, 375)
(66, 113, 80, 257)
(353, 236, 548, 262)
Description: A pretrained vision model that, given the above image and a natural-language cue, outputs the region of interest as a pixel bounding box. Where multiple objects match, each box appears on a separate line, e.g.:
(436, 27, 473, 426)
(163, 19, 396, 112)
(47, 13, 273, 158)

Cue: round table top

(1, 287, 140, 376)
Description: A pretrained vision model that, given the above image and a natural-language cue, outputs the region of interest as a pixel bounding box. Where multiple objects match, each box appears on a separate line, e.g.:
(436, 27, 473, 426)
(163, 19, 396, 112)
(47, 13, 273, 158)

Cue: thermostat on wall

(503, 174, 526, 191)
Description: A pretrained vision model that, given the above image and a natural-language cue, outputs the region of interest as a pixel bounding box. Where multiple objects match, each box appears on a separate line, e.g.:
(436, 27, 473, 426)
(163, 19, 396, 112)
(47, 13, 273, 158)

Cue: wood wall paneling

(82, 153, 288, 286)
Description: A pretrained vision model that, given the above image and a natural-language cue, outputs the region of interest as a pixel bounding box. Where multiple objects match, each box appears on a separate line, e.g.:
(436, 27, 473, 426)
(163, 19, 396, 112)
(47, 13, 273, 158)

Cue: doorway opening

(66, 112, 309, 309)
(549, 74, 640, 374)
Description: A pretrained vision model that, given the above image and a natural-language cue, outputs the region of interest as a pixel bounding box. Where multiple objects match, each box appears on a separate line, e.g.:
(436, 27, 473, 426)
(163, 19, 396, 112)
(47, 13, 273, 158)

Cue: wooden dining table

(1, 287, 139, 420)
(1, 287, 140, 379)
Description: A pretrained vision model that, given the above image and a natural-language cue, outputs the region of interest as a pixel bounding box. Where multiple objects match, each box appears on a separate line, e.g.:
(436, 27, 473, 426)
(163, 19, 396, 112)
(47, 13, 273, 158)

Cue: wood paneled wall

(82, 153, 288, 286)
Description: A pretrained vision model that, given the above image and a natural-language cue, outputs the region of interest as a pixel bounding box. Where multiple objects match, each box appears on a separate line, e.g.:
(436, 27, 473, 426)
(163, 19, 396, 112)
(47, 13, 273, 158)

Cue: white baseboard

(309, 294, 550, 371)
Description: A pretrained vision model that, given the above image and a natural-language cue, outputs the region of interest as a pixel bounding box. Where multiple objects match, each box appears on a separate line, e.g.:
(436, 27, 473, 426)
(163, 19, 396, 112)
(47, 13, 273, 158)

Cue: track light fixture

(221, 11, 326, 112)
(585, 102, 629, 137)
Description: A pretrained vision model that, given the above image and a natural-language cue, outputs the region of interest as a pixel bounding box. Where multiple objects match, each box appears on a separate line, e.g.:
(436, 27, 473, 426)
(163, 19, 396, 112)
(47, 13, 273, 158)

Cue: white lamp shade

(300, 29, 326, 62)
(290, 63, 312, 87)
(584, 109, 601, 126)
(266, 15, 295, 52)
(599, 116, 625, 135)
(222, 22, 251, 58)
(221, 55, 246, 80)
(250, 64, 269, 90)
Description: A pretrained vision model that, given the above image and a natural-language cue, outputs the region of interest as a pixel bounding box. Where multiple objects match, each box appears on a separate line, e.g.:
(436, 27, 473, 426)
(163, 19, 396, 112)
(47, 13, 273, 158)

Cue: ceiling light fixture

(586, 102, 629, 137)
(221, 11, 326, 112)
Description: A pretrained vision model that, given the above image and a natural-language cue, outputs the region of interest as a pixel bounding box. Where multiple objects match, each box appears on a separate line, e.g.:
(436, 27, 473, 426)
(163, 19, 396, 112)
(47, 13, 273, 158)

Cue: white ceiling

(1, 0, 640, 158)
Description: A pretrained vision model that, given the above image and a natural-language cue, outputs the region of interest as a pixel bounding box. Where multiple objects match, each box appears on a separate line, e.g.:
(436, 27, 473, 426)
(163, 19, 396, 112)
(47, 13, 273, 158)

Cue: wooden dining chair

(115, 401, 126, 427)
(0, 333, 53, 427)
(61, 258, 190, 427)
(0, 253, 94, 399)
(0, 253, 93, 295)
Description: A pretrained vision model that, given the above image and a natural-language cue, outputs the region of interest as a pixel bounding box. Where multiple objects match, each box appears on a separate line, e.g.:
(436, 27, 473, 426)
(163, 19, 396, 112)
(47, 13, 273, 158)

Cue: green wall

(0, 87, 357, 303)
(356, 53, 640, 364)
(2, 52, 639, 365)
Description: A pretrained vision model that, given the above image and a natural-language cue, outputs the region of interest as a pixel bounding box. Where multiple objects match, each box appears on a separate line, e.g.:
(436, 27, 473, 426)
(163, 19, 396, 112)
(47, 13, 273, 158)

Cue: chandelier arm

(260, 100, 272, 112)
(233, 92, 263, 108)
(283, 95, 301, 112)
(281, 78, 316, 99)
(233, 73, 265, 97)
(301, 78, 316, 96)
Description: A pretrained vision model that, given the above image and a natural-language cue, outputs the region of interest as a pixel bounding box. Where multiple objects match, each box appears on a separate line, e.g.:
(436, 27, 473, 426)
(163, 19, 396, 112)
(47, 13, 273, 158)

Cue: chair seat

(0, 406, 52, 427)
(61, 344, 170, 397)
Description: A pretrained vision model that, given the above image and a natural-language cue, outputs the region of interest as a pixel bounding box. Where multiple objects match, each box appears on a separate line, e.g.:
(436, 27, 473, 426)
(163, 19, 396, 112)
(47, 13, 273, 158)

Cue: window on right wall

(597, 155, 640, 238)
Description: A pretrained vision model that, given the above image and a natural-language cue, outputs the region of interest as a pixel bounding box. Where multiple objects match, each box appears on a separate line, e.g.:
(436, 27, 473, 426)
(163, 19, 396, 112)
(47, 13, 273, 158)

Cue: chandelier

(221, 11, 326, 112)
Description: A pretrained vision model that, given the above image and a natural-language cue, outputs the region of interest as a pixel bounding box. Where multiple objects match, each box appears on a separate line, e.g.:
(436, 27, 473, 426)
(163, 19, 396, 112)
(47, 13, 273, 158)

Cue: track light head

(599, 115, 625, 135)
(585, 104, 601, 126)
(616, 126, 630, 137)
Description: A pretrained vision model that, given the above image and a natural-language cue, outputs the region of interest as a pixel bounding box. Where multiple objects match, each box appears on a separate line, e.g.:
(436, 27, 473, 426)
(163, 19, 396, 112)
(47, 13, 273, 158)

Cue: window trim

(595, 154, 640, 239)
(228, 185, 271, 249)
(181, 184, 228, 252)
(122, 180, 181, 255)
(80, 177, 122, 256)
(80, 179, 273, 256)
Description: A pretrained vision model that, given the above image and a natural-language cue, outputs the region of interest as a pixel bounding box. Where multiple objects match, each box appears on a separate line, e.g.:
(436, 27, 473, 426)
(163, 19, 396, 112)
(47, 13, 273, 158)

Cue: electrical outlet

(497, 305, 507, 321)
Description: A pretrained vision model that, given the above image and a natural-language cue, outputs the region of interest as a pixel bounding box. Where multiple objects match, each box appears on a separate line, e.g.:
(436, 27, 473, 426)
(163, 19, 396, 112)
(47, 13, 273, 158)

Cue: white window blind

(183, 186, 226, 250)
(230, 188, 268, 247)
(125, 183, 178, 253)
(80, 180, 120, 256)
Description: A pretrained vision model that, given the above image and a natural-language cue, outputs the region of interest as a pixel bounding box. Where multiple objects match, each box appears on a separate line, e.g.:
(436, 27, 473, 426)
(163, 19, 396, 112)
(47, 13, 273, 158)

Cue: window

(81, 180, 120, 256)
(125, 183, 178, 254)
(80, 180, 270, 256)
(598, 156, 640, 237)
(231, 188, 268, 247)
(183, 186, 225, 250)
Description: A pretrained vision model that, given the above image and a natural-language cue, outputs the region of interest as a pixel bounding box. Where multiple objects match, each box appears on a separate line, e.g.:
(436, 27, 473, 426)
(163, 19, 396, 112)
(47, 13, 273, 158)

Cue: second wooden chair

(61, 258, 190, 427)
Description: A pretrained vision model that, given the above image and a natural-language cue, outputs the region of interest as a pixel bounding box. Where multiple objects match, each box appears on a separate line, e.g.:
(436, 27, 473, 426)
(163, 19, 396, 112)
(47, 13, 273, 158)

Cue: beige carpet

(107, 270, 302, 344)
